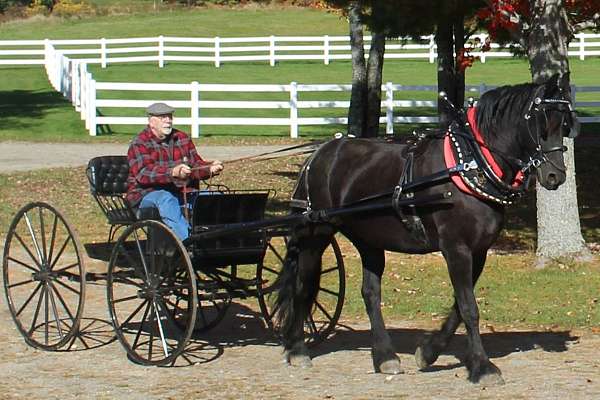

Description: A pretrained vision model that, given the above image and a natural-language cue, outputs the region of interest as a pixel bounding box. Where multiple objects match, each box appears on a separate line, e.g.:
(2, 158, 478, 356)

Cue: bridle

(521, 87, 579, 175)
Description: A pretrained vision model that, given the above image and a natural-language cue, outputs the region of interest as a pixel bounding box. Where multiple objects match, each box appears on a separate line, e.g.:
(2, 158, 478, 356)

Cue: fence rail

(6, 39, 600, 137)
(2, 33, 600, 67)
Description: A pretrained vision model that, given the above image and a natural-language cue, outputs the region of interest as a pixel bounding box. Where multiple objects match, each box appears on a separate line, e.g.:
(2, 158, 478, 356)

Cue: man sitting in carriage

(126, 102, 224, 240)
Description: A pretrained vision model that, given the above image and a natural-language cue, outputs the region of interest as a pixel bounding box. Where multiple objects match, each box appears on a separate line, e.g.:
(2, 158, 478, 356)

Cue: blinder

(527, 97, 580, 139)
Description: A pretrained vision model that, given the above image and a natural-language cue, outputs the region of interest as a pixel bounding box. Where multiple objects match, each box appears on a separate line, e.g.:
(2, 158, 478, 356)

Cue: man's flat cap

(146, 102, 175, 116)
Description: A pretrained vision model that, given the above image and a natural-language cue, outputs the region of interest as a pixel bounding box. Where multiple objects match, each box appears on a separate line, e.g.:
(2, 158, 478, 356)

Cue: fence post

(214, 36, 220, 68)
(570, 84, 576, 108)
(191, 81, 199, 138)
(80, 63, 87, 120)
(324, 35, 330, 65)
(159, 35, 165, 68)
(428, 34, 435, 63)
(72, 61, 79, 108)
(479, 82, 487, 97)
(101, 37, 107, 68)
(579, 34, 585, 61)
(385, 82, 394, 135)
(88, 74, 97, 136)
(480, 33, 486, 63)
(289, 81, 298, 139)
(269, 35, 276, 67)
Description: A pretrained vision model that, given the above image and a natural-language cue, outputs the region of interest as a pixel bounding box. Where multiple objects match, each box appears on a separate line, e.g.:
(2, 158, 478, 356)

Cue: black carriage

(2, 155, 345, 365)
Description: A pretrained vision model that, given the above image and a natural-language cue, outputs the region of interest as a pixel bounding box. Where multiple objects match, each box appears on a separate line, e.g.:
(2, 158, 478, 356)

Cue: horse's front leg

(359, 246, 403, 375)
(445, 247, 504, 385)
(415, 251, 486, 369)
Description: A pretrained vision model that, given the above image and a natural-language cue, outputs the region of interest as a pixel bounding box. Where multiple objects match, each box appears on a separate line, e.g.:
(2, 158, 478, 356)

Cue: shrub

(52, 0, 94, 18)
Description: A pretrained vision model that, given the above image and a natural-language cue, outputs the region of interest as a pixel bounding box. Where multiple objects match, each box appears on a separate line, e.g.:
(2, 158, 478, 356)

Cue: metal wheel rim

(2, 202, 86, 350)
(106, 220, 197, 366)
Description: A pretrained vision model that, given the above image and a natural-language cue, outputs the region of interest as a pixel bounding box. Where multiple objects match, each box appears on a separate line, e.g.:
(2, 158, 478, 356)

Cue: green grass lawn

(1, 7, 599, 141)
(2, 57, 599, 141)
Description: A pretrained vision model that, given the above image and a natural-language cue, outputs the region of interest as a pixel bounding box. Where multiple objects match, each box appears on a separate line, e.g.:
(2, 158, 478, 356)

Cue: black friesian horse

(274, 74, 578, 384)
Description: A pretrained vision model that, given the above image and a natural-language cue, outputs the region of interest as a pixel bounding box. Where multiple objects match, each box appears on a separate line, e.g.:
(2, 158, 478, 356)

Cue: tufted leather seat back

(87, 155, 130, 195)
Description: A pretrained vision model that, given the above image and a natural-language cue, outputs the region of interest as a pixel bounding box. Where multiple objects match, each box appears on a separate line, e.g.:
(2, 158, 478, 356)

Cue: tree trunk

(436, 20, 456, 125)
(364, 32, 385, 137)
(526, 0, 590, 265)
(348, 3, 367, 137)
(435, 1, 465, 126)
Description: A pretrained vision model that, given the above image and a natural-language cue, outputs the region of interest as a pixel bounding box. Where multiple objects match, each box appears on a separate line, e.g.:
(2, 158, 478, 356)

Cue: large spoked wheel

(170, 267, 231, 333)
(107, 220, 197, 366)
(2, 202, 86, 350)
(190, 268, 231, 332)
(257, 235, 345, 345)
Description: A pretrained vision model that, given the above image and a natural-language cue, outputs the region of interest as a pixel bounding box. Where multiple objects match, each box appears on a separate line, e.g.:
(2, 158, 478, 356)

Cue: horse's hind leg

(415, 251, 486, 369)
(357, 245, 403, 375)
(441, 247, 503, 385)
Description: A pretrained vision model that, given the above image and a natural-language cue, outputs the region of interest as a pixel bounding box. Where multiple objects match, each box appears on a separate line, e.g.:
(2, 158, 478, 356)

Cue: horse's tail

(273, 228, 303, 347)
(273, 224, 326, 349)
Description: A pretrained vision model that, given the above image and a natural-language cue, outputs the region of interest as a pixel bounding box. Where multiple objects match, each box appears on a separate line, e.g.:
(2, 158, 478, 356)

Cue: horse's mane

(475, 82, 539, 138)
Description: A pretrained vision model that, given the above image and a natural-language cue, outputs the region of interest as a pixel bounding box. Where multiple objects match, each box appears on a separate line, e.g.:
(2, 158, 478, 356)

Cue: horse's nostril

(547, 173, 557, 186)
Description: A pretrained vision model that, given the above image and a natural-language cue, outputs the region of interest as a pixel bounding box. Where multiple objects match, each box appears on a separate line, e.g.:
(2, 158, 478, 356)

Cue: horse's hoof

(288, 353, 313, 368)
(377, 359, 403, 375)
(478, 372, 505, 386)
(469, 362, 504, 386)
(414, 346, 430, 370)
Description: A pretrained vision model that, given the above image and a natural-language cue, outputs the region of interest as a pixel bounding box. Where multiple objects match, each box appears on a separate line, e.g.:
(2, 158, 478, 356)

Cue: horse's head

(524, 73, 579, 190)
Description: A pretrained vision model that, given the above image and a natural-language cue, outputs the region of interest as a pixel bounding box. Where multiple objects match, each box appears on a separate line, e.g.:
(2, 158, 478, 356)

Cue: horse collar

(444, 107, 528, 205)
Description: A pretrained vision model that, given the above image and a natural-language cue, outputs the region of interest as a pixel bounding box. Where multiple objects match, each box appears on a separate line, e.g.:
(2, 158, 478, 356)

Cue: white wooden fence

(8, 38, 600, 137)
(2, 33, 600, 67)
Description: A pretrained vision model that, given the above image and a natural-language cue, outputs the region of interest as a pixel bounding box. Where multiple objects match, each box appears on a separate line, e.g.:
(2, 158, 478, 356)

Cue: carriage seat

(86, 155, 159, 226)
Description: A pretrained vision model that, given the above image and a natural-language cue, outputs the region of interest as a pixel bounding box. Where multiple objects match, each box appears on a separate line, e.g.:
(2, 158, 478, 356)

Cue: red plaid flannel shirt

(126, 127, 211, 205)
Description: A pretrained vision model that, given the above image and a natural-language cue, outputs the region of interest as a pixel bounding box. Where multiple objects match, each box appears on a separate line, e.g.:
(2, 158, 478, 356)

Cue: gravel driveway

(0, 141, 295, 173)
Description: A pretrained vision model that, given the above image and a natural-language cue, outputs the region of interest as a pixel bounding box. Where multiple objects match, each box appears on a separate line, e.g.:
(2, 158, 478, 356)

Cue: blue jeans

(139, 190, 189, 240)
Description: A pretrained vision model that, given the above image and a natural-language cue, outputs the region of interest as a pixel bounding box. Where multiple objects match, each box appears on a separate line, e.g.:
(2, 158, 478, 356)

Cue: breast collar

(443, 107, 529, 205)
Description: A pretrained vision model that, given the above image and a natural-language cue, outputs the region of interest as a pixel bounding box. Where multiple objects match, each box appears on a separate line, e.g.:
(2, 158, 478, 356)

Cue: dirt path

(1, 258, 599, 400)
(0, 141, 296, 173)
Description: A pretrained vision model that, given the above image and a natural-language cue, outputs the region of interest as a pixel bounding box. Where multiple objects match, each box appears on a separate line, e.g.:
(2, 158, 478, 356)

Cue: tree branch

(572, 13, 600, 32)
(482, 0, 528, 46)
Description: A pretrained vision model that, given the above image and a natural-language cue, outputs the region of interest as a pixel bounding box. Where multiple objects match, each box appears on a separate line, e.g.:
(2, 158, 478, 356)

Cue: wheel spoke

(119, 299, 149, 328)
(321, 266, 339, 275)
(15, 282, 43, 317)
(47, 213, 59, 266)
(38, 206, 48, 264)
(153, 300, 170, 358)
(48, 281, 76, 322)
(318, 286, 339, 297)
(112, 294, 141, 304)
(133, 230, 151, 281)
(7, 278, 36, 289)
(47, 284, 64, 340)
(7, 256, 41, 273)
(13, 232, 42, 270)
(44, 283, 49, 345)
(53, 262, 80, 274)
(131, 300, 151, 352)
(28, 284, 45, 334)
(49, 237, 71, 270)
(53, 278, 81, 296)
(24, 212, 45, 265)
(314, 298, 333, 321)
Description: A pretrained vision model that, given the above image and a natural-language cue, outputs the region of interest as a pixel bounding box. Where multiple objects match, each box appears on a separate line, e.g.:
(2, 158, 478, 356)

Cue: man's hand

(172, 163, 192, 179)
(209, 160, 224, 176)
